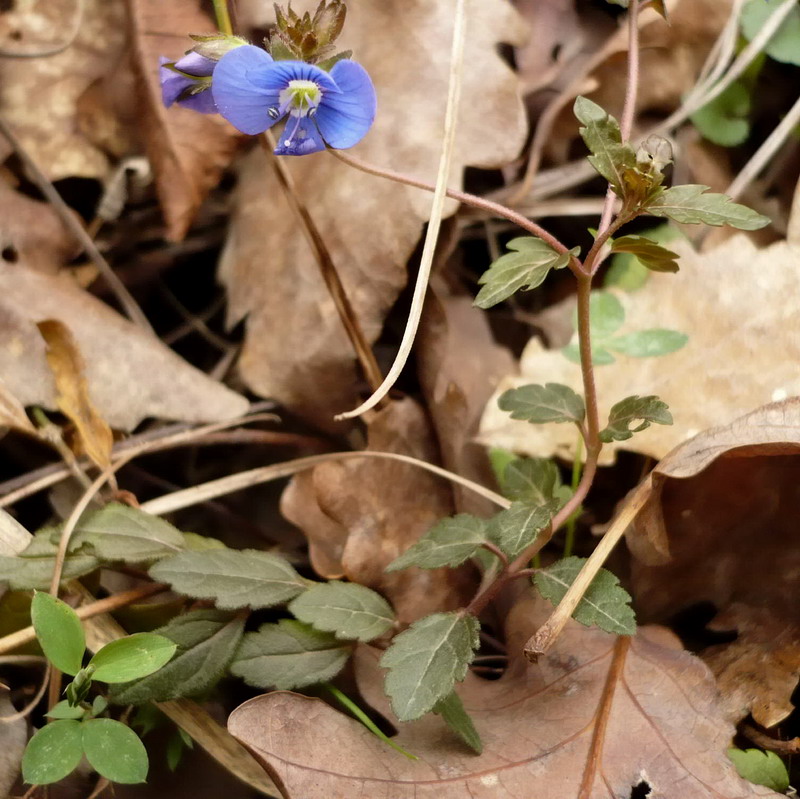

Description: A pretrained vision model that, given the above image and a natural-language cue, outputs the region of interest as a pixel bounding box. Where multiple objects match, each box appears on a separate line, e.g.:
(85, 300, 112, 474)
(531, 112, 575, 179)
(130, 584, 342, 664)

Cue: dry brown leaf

(0, 687, 26, 799)
(281, 398, 474, 622)
(229, 591, 775, 799)
(37, 319, 114, 470)
(0, 0, 127, 179)
(0, 260, 248, 430)
(0, 181, 76, 275)
(0, 378, 36, 437)
(221, 0, 526, 426)
(480, 236, 800, 464)
(127, 0, 242, 240)
(630, 399, 800, 728)
(417, 277, 514, 515)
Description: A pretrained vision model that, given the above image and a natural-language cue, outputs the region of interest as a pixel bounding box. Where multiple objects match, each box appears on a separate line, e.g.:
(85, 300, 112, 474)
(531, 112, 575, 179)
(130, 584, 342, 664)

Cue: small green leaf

(230, 619, 351, 690)
(91, 695, 108, 716)
(181, 531, 227, 551)
(0, 553, 99, 590)
(82, 718, 148, 784)
(534, 556, 636, 635)
(501, 458, 560, 504)
(498, 383, 585, 425)
(607, 329, 688, 358)
(149, 549, 307, 609)
(600, 395, 673, 443)
(691, 81, 751, 147)
(31, 592, 85, 676)
(610, 235, 680, 274)
(22, 720, 83, 784)
(433, 692, 482, 754)
(562, 343, 616, 366)
(488, 447, 516, 486)
(289, 582, 395, 642)
(741, 0, 800, 66)
(88, 633, 177, 683)
(474, 238, 574, 309)
(69, 503, 185, 563)
(46, 700, 86, 720)
(573, 97, 638, 195)
(381, 612, 479, 722)
(387, 515, 488, 571)
(110, 610, 245, 705)
(488, 501, 555, 559)
(728, 747, 790, 792)
(646, 184, 769, 230)
(588, 291, 626, 338)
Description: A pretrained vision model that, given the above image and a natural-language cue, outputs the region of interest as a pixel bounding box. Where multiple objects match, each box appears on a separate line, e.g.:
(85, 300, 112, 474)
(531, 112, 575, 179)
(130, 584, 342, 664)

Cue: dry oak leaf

(0, 0, 127, 179)
(228, 591, 776, 799)
(281, 397, 475, 623)
(480, 236, 800, 464)
(417, 276, 515, 516)
(127, 0, 242, 240)
(220, 0, 526, 427)
(629, 399, 800, 728)
(0, 182, 77, 275)
(0, 260, 247, 430)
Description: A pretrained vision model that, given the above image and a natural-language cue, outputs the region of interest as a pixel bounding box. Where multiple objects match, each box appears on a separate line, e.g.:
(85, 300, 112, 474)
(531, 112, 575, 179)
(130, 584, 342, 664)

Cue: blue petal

(273, 116, 326, 156)
(212, 45, 279, 134)
(174, 51, 216, 77)
(179, 87, 218, 114)
(315, 60, 376, 149)
(248, 60, 340, 95)
(160, 57, 190, 107)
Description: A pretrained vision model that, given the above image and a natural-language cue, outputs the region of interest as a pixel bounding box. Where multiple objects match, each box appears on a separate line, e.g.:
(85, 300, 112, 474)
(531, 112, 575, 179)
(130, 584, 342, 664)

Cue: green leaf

(488, 501, 555, 559)
(534, 556, 636, 635)
(386, 515, 488, 571)
(607, 329, 688, 358)
(474, 238, 574, 309)
(22, 720, 83, 784)
(488, 447, 516, 486)
(110, 610, 245, 704)
(381, 612, 479, 722)
(600, 395, 673, 443)
(433, 692, 482, 754)
(501, 458, 560, 504)
(68, 503, 185, 563)
(88, 633, 177, 683)
(149, 549, 306, 609)
(181, 531, 227, 551)
(588, 291, 626, 338)
(741, 0, 800, 65)
(691, 81, 751, 147)
(45, 700, 86, 720)
(289, 582, 395, 642)
(230, 619, 351, 690)
(0, 552, 99, 590)
(82, 718, 148, 784)
(609, 235, 680, 274)
(31, 592, 85, 676)
(562, 343, 616, 366)
(573, 96, 638, 194)
(647, 184, 769, 229)
(728, 748, 790, 792)
(498, 383, 585, 425)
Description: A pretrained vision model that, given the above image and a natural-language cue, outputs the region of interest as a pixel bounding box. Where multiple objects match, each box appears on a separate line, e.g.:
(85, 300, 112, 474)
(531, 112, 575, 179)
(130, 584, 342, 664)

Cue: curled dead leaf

(37, 319, 114, 470)
(229, 591, 774, 798)
(281, 398, 475, 622)
(630, 399, 800, 728)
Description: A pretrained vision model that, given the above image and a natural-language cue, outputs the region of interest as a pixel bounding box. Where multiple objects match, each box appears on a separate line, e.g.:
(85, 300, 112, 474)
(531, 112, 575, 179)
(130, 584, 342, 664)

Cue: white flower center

(279, 80, 322, 117)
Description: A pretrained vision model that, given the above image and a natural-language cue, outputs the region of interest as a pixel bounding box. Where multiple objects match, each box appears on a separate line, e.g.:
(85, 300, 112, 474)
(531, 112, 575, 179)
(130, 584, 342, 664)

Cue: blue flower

(160, 52, 217, 114)
(211, 44, 376, 155)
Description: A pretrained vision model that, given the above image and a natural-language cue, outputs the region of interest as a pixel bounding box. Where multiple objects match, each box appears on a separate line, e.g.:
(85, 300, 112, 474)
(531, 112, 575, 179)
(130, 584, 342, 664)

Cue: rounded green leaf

(82, 718, 148, 784)
(31, 592, 85, 676)
(22, 720, 83, 785)
(741, 0, 800, 65)
(46, 700, 86, 720)
(88, 633, 177, 683)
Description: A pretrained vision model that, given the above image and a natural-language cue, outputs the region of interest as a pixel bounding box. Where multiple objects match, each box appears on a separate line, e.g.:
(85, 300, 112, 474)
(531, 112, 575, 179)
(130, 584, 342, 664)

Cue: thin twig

(524, 477, 652, 660)
(140, 451, 510, 517)
(0, 114, 153, 333)
(335, 0, 467, 420)
(259, 134, 385, 395)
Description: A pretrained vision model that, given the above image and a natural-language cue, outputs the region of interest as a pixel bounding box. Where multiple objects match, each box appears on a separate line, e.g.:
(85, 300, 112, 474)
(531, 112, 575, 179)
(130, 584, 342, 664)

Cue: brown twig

(742, 723, 800, 755)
